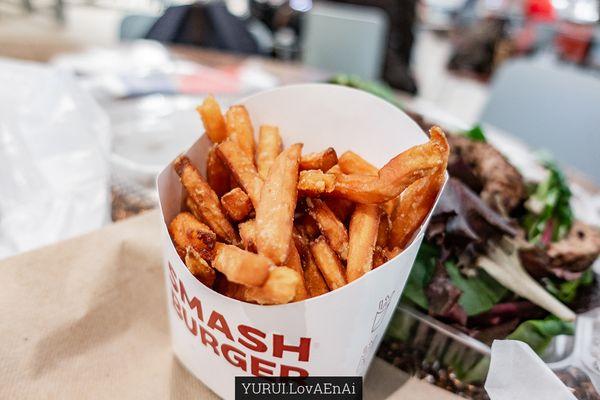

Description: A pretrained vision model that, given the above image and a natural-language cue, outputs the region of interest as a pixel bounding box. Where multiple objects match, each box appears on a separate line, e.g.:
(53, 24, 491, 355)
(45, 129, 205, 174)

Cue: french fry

(169, 212, 216, 260)
(302, 250, 329, 298)
(256, 125, 283, 179)
(389, 167, 445, 249)
(346, 204, 380, 282)
(238, 219, 257, 252)
(212, 243, 271, 287)
(376, 212, 391, 248)
(173, 156, 238, 244)
(184, 247, 217, 287)
(298, 170, 335, 196)
(338, 151, 396, 215)
(309, 237, 347, 290)
(256, 144, 302, 265)
(306, 198, 349, 260)
(196, 95, 227, 143)
(295, 214, 321, 241)
(239, 267, 300, 305)
(221, 187, 253, 222)
(338, 150, 378, 175)
(324, 197, 355, 223)
(372, 247, 388, 268)
(332, 128, 448, 203)
(225, 105, 255, 160)
(285, 242, 309, 301)
(300, 147, 338, 172)
(327, 164, 342, 174)
(206, 145, 230, 197)
(217, 139, 264, 207)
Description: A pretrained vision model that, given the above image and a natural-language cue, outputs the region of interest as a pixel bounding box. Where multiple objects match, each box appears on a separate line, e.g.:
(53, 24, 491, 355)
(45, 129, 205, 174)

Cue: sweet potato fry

(309, 237, 347, 290)
(169, 212, 216, 260)
(285, 242, 309, 301)
(206, 145, 230, 197)
(212, 243, 271, 287)
(173, 156, 238, 244)
(389, 167, 445, 249)
(346, 204, 380, 282)
(338, 150, 378, 175)
(298, 170, 335, 196)
(184, 247, 217, 287)
(324, 197, 355, 223)
(225, 105, 255, 160)
(300, 147, 338, 172)
(221, 187, 253, 222)
(256, 125, 283, 179)
(238, 219, 257, 252)
(217, 139, 264, 207)
(376, 212, 391, 248)
(239, 267, 300, 305)
(295, 214, 321, 241)
(306, 198, 349, 260)
(256, 143, 302, 265)
(197, 95, 227, 143)
(303, 251, 329, 298)
(332, 128, 449, 203)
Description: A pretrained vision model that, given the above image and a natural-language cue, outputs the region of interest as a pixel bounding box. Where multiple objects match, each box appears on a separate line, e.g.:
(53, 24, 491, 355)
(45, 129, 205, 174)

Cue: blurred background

(1, 0, 600, 398)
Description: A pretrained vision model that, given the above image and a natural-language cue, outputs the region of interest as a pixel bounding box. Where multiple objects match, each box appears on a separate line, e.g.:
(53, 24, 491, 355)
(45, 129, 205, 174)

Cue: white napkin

(485, 340, 577, 400)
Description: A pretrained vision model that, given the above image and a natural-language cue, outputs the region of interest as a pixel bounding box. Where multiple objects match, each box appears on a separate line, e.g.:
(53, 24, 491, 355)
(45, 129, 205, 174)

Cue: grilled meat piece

(448, 135, 526, 215)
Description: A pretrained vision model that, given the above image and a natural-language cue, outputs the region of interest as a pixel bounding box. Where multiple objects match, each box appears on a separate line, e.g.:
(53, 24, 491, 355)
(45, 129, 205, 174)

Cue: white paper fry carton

(157, 84, 446, 400)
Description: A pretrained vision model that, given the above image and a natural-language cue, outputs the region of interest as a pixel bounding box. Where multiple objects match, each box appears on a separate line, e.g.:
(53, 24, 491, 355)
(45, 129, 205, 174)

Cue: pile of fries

(169, 96, 449, 305)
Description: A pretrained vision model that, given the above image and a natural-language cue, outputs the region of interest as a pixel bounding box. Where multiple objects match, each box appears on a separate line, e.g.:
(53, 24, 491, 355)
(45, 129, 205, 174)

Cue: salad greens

(402, 243, 438, 309)
(506, 316, 574, 354)
(523, 160, 574, 245)
(543, 269, 594, 304)
(462, 125, 487, 142)
(328, 74, 403, 109)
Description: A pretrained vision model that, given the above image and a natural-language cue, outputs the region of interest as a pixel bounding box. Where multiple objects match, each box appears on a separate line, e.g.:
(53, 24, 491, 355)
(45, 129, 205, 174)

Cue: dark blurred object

(145, 2, 260, 55)
(448, 18, 512, 79)
(325, 0, 418, 94)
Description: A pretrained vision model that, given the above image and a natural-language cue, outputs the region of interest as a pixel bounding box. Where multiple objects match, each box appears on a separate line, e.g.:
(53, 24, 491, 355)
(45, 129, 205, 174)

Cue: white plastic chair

(480, 59, 600, 183)
(301, 2, 388, 80)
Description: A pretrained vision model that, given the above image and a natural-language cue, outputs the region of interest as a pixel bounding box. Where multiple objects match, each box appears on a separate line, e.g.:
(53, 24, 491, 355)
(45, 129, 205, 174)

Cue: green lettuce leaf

(401, 243, 438, 309)
(445, 261, 508, 316)
(328, 74, 403, 109)
(463, 125, 486, 142)
(543, 269, 594, 304)
(506, 316, 574, 354)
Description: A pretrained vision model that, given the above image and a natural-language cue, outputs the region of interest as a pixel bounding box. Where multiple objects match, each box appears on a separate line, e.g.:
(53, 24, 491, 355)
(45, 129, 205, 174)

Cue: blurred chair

(301, 2, 388, 80)
(119, 14, 158, 41)
(480, 58, 600, 182)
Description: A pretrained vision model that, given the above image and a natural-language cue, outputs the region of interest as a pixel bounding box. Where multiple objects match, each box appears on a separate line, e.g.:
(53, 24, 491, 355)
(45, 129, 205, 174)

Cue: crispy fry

(372, 246, 388, 268)
(256, 125, 283, 179)
(221, 187, 253, 222)
(238, 219, 257, 252)
(298, 170, 336, 196)
(174, 156, 238, 244)
(327, 164, 342, 174)
(217, 139, 264, 207)
(389, 167, 445, 249)
(197, 95, 227, 143)
(169, 212, 216, 260)
(285, 242, 309, 301)
(239, 267, 300, 305)
(212, 243, 271, 287)
(303, 250, 329, 298)
(256, 143, 302, 265)
(206, 145, 230, 197)
(346, 204, 380, 282)
(306, 198, 349, 260)
(184, 247, 217, 287)
(225, 105, 255, 160)
(338, 150, 378, 175)
(295, 214, 321, 241)
(332, 128, 448, 203)
(376, 212, 391, 248)
(310, 237, 347, 290)
(337, 151, 395, 215)
(324, 197, 355, 223)
(300, 147, 338, 172)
